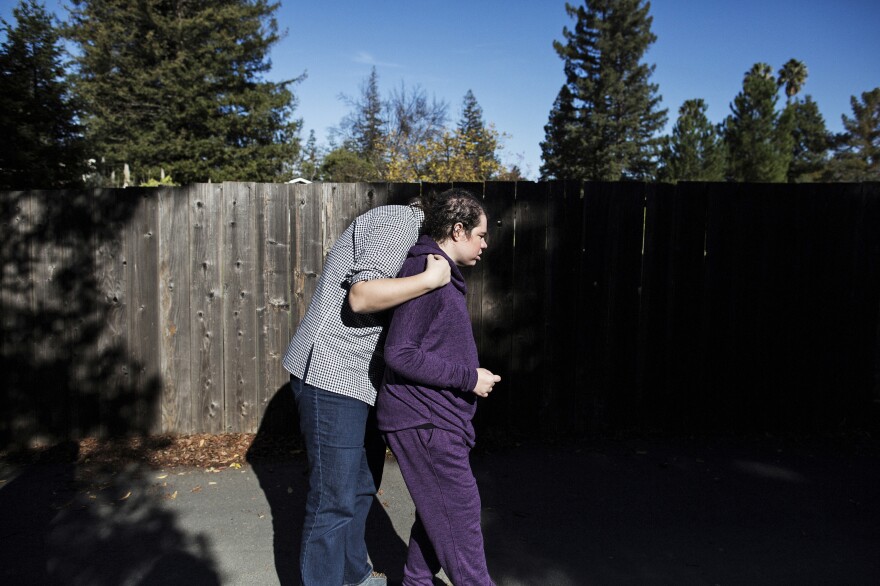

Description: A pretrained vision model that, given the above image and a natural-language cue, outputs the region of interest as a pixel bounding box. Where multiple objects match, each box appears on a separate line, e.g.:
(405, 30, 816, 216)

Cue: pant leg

(293, 376, 374, 586)
(404, 512, 442, 586)
(344, 442, 377, 584)
(386, 428, 494, 586)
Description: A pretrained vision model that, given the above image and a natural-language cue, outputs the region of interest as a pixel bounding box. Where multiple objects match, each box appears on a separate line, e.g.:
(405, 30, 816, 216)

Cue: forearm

(348, 273, 436, 314)
(385, 342, 479, 392)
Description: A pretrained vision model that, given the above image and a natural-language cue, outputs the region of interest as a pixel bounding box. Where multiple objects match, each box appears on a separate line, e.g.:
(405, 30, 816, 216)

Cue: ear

(452, 222, 466, 242)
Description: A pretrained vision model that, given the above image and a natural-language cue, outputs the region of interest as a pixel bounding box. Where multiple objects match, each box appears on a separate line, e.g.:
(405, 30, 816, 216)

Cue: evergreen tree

(658, 99, 725, 182)
(539, 84, 578, 179)
(65, 0, 302, 185)
(0, 0, 86, 189)
(456, 90, 500, 180)
(543, 0, 667, 180)
(338, 66, 384, 173)
(785, 96, 830, 182)
(724, 63, 792, 182)
(295, 129, 322, 181)
(824, 88, 880, 182)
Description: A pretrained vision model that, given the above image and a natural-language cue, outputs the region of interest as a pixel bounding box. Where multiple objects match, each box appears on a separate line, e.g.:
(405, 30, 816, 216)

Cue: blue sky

(3, 0, 879, 179)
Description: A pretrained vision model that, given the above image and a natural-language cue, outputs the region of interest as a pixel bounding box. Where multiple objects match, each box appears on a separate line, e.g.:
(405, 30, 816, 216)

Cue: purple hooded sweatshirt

(376, 235, 480, 446)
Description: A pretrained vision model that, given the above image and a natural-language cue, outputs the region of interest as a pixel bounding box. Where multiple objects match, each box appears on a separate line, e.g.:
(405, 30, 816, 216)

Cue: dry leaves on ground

(1, 432, 305, 471)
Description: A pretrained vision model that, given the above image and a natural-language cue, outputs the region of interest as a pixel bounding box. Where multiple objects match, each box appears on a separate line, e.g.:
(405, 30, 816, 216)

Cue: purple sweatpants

(385, 427, 494, 586)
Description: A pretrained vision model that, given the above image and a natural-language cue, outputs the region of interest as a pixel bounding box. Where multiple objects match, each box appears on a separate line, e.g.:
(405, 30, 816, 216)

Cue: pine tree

(539, 84, 578, 180)
(724, 63, 792, 182)
(785, 96, 830, 182)
(824, 88, 880, 182)
(658, 99, 725, 182)
(0, 0, 86, 189)
(65, 0, 302, 185)
(338, 66, 384, 174)
(456, 90, 500, 180)
(295, 129, 322, 181)
(543, 0, 667, 180)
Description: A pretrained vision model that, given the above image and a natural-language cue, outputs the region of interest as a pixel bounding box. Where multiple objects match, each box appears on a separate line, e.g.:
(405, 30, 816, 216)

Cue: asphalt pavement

(2, 435, 879, 585)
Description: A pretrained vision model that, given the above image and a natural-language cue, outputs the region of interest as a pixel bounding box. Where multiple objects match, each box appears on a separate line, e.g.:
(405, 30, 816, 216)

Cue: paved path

(2, 437, 879, 585)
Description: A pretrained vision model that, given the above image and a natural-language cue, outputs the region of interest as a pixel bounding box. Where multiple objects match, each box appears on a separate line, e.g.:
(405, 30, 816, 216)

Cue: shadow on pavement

(0, 441, 221, 586)
(475, 435, 880, 586)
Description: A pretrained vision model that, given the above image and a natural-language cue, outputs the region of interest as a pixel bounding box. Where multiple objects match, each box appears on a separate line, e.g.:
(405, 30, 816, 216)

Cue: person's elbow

(383, 344, 411, 375)
(347, 281, 373, 314)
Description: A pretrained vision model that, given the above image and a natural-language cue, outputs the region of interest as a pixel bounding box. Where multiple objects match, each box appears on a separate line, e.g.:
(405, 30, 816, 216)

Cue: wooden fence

(1, 182, 879, 444)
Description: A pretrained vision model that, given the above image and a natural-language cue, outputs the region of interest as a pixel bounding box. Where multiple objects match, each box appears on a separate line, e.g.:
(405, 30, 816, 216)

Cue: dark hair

(418, 188, 486, 242)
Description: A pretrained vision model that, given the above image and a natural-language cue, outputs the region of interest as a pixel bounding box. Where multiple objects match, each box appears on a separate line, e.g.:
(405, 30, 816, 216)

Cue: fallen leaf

(167, 490, 178, 500)
(119, 491, 132, 501)
(192, 485, 202, 493)
(230, 462, 242, 469)
(208, 482, 217, 485)
(156, 474, 168, 479)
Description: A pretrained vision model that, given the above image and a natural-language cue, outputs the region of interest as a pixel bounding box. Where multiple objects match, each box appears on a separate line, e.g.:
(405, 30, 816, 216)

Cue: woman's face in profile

(451, 213, 488, 267)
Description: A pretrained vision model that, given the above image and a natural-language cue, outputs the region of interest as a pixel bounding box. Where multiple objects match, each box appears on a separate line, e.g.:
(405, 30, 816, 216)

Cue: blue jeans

(292, 376, 375, 586)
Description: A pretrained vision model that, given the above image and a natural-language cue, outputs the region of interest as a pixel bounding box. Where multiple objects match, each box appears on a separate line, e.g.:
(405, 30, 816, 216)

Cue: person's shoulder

(358, 205, 419, 234)
(370, 204, 415, 220)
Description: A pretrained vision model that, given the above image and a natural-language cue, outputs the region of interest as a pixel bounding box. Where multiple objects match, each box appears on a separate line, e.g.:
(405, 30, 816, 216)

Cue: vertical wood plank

(475, 181, 516, 437)
(603, 182, 646, 428)
(558, 180, 589, 435)
(293, 182, 324, 328)
(509, 181, 549, 432)
(453, 183, 487, 360)
(190, 183, 225, 433)
(256, 182, 292, 428)
(159, 185, 193, 433)
(223, 182, 259, 433)
(93, 188, 130, 436)
(30, 190, 75, 438)
(323, 183, 358, 259)
(356, 182, 389, 213)
(580, 182, 612, 431)
(1, 191, 38, 441)
(127, 189, 161, 434)
(541, 181, 574, 436)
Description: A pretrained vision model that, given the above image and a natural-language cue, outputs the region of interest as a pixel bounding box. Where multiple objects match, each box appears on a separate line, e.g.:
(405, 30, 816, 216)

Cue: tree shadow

(1, 188, 160, 447)
(0, 188, 219, 584)
(0, 441, 221, 585)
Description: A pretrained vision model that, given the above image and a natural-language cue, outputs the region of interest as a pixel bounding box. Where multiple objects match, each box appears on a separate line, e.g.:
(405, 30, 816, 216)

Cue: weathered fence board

(223, 182, 259, 432)
(510, 181, 548, 432)
(159, 185, 193, 434)
(293, 182, 323, 333)
(190, 183, 225, 433)
(3, 182, 880, 444)
(127, 190, 161, 433)
(475, 182, 517, 434)
(256, 182, 292, 415)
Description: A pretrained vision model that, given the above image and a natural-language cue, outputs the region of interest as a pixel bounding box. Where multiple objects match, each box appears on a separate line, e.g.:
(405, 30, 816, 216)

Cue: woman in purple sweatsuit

(376, 188, 501, 586)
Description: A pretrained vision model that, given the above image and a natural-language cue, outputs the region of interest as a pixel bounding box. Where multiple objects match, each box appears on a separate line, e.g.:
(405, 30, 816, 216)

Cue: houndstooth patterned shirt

(282, 204, 424, 405)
